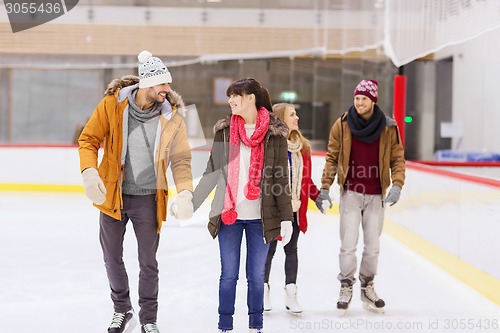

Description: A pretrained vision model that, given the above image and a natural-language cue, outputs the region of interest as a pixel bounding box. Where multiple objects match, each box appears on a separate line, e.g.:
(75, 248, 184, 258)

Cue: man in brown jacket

(78, 51, 193, 333)
(319, 79, 405, 314)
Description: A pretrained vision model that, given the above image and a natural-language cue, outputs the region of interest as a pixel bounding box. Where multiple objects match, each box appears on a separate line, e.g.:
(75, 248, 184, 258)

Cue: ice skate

(336, 280, 353, 316)
(249, 329, 263, 333)
(361, 281, 385, 314)
(264, 282, 272, 311)
(285, 283, 303, 315)
(218, 330, 233, 333)
(141, 323, 160, 333)
(108, 309, 137, 333)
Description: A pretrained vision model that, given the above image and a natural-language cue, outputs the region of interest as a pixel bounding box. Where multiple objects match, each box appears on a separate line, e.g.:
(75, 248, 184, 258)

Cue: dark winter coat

(321, 109, 406, 197)
(192, 112, 294, 244)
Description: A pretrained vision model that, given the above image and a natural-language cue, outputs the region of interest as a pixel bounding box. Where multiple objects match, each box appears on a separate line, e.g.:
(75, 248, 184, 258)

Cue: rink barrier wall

(0, 146, 499, 306)
(383, 161, 500, 306)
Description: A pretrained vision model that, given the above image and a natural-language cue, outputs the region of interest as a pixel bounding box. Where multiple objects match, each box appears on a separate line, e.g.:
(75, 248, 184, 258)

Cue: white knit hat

(137, 50, 172, 88)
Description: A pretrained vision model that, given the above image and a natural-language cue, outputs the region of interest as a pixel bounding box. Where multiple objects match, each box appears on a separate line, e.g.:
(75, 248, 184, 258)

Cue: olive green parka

(192, 112, 294, 244)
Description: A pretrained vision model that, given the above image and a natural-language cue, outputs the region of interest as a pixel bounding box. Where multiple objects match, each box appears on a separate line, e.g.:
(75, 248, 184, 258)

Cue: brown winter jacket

(78, 75, 193, 232)
(321, 111, 405, 197)
(192, 112, 294, 244)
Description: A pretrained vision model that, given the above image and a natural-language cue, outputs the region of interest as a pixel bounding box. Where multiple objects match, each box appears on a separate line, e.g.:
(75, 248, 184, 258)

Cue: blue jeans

(218, 219, 270, 330)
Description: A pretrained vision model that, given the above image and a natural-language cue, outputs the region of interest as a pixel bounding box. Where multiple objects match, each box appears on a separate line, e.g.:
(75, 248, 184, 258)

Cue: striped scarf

(288, 138, 303, 212)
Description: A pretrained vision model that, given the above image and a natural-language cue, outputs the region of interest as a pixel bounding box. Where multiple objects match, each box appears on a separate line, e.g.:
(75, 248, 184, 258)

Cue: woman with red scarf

(192, 78, 294, 333)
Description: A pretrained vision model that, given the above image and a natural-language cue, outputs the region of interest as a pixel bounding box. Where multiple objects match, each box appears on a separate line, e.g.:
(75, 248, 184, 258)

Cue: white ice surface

(0, 192, 499, 333)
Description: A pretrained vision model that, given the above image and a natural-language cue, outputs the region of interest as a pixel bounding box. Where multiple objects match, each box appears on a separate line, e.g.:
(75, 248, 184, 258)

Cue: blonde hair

(272, 103, 311, 153)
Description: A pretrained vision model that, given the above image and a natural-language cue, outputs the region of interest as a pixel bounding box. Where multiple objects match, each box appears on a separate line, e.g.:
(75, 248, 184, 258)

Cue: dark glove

(383, 185, 401, 206)
(315, 189, 333, 214)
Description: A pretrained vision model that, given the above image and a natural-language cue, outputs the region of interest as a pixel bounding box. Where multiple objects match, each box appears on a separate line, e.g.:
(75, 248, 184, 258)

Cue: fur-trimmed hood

(213, 112, 288, 138)
(104, 75, 187, 117)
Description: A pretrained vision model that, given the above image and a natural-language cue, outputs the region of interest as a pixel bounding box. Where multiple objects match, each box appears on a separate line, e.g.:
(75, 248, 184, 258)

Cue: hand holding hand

(170, 190, 193, 220)
(383, 185, 401, 206)
(315, 188, 333, 214)
(81, 168, 106, 205)
(280, 220, 293, 246)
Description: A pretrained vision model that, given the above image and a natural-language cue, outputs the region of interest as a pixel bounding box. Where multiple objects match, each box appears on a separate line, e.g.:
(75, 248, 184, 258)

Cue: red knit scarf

(221, 107, 270, 225)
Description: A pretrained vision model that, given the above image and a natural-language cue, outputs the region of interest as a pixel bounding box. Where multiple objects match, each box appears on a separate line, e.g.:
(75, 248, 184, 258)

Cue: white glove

(170, 203, 187, 227)
(81, 168, 106, 205)
(280, 220, 293, 246)
(170, 190, 193, 221)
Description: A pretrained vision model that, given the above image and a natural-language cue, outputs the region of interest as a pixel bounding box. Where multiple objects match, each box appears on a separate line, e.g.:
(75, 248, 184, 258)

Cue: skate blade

(123, 317, 138, 333)
(362, 302, 385, 314)
(286, 306, 303, 316)
(338, 308, 348, 316)
(287, 309, 302, 317)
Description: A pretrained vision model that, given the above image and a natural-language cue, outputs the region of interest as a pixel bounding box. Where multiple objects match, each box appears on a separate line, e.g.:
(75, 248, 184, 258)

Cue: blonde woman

(263, 103, 330, 314)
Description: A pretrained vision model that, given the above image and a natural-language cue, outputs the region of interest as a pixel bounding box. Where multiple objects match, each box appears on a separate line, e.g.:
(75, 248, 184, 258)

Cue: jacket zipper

(260, 134, 272, 243)
(381, 128, 389, 207)
(214, 129, 229, 238)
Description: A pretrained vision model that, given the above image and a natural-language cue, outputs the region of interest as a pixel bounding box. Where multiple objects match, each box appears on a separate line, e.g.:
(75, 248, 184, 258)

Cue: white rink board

(1, 147, 499, 279)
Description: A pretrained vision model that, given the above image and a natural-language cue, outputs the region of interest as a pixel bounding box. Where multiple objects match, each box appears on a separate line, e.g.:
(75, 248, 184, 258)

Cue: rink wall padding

(0, 147, 499, 305)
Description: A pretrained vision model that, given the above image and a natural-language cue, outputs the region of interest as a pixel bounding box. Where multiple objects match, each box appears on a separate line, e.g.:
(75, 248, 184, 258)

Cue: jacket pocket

(99, 159, 120, 182)
(208, 215, 221, 239)
(100, 179, 118, 213)
(96, 158, 120, 213)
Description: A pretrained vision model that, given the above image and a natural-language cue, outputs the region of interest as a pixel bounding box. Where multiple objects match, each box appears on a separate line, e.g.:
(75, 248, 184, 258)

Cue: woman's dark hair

(226, 78, 273, 112)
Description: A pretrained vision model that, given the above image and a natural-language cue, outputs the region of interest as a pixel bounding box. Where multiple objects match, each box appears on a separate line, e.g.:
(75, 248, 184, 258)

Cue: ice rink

(1, 192, 499, 333)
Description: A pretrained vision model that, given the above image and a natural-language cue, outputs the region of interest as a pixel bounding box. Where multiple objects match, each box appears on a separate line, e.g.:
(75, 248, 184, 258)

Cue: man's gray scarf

(122, 88, 162, 195)
(128, 89, 162, 122)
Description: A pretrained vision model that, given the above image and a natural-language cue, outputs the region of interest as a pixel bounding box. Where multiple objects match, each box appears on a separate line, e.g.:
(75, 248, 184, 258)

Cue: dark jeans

(217, 219, 270, 330)
(264, 213, 300, 285)
(99, 194, 159, 325)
